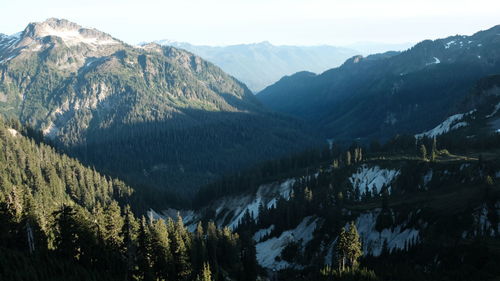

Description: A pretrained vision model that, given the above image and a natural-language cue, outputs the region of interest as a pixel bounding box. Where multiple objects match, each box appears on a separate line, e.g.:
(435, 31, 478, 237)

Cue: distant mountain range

(0, 18, 318, 199)
(150, 40, 360, 92)
(257, 25, 500, 143)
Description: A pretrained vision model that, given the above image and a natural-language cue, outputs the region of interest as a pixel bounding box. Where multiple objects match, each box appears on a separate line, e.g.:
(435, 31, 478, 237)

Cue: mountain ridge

(257, 24, 500, 142)
(149, 40, 360, 92)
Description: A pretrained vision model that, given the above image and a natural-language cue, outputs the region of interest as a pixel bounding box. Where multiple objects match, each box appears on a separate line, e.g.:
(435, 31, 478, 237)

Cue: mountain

(0, 18, 319, 201)
(257, 25, 500, 143)
(152, 40, 359, 92)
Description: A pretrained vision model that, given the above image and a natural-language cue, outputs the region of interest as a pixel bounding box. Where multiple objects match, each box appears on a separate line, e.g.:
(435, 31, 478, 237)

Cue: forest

(0, 118, 257, 281)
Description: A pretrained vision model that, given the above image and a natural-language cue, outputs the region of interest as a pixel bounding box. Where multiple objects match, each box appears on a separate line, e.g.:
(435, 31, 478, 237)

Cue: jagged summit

(0, 18, 125, 67)
(21, 18, 119, 47)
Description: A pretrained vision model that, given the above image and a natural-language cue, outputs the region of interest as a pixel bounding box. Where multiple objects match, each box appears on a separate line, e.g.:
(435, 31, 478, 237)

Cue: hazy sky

(2, 0, 500, 46)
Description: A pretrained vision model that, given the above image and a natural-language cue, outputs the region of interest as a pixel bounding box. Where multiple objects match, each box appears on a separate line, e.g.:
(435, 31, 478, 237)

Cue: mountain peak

(22, 18, 119, 46)
(39, 18, 81, 30)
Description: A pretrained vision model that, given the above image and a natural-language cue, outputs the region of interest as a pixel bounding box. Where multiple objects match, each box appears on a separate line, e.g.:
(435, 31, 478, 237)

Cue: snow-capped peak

(153, 39, 179, 46)
(23, 18, 119, 47)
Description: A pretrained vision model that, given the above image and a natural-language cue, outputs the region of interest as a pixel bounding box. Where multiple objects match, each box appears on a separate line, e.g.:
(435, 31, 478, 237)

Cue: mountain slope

(162, 138, 500, 280)
(154, 41, 359, 92)
(0, 119, 256, 281)
(257, 25, 500, 142)
(0, 18, 319, 199)
(415, 74, 500, 152)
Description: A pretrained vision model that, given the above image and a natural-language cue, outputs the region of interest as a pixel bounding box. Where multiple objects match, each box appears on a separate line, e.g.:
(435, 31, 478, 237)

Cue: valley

(0, 16, 500, 281)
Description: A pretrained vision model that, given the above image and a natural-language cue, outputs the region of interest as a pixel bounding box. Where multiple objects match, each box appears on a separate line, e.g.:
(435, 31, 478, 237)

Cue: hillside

(160, 133, 500, 280)
(257, 25, 500, 143)
(0, 118, 257, 281)
(153, 41, 359, 92)
(411, 74, 500, 146)
(0, 18, 319, 199)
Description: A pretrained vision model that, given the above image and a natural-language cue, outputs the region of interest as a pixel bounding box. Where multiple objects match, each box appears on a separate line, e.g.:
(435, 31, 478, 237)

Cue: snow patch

(7, 128, 19, 137)
(415, 110, 475, 138)
(445, 40, 456, 49)
(267, 198, 277, 209)
(486, 102, 500, 118)
(225, 178, 296, 229)
(206, 177, 297, 230)
(278, 178, 296, 200)
(37, 26, 118, 47)
(349, 165, 400, 197)
(460, 163, 470, 171)
(470, 204, 500, 237)
(256, 216, 318, 270)
(326, 138, 334, 150)
(148, 208, 198, 232)
(354, 210, 419, 257)
(253, 225, 275, 242)
(42, 122, 59, 139)
(423, 170, 433, 186)
(227, 196, 263, 230)
(426, 57, 440, 65)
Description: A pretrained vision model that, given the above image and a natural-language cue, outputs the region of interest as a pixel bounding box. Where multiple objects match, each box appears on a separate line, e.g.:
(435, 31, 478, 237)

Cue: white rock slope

(415, 110, 475, 138)
(256, 216, 319, 270)
(349, 165, 400, 196)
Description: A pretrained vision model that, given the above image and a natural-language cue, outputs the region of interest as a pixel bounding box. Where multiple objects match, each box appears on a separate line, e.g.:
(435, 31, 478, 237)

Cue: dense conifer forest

(0, 119, 257, 281)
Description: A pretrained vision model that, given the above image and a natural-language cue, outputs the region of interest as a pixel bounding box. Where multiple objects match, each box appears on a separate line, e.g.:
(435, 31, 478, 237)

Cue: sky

(2, 0, 500, 46)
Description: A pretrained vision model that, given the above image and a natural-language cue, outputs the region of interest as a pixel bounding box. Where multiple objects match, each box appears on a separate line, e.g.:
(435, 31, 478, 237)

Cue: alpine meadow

(1, 1, 500, 281)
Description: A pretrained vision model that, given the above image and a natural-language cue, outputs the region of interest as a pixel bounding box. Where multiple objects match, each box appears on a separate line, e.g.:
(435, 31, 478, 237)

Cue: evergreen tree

(346, 151, 352, 166)
(196, 262, 212, 281)
(240, 232, 258, 281)
(304, 187, 313, 202)
(431, 137, 437, 161)
(419, 144, 427, 160)
(53, 205, 81, 261)
(150, 218, 173, 280)
(347, 221, 363, 268)
(336, 227, 348, 271)
(172, 225, 192, 281)
(103, 201, 124, 250)
(121, 206, 138, 281)
(381, 239, 389, 256)
(336, 222, 363, 272)
(192, 221, 206, 274)
(137, 217, 154, 281)
(206, 221, 219, 277)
